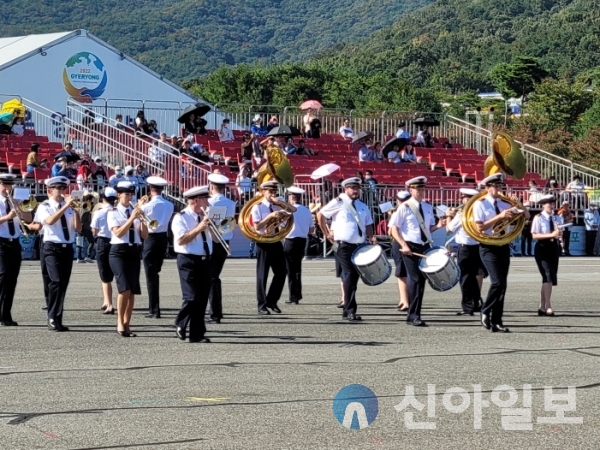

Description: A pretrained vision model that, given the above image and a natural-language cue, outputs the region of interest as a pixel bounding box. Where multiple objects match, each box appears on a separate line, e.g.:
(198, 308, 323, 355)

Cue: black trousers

(255, 242, 287, 311)
(402, 242, 429, 322)
(208, 241, 229, 320)
(283, 237, 307, 303)
(457, 244, 482, 313)
(44, 242, 74, 324)
(480, 244, 511, 325)
(521, 228, 532, 256)
(40, 239, 49, 305)
(175, 254, 211, 340)
(335, 242, 360, 316)
(562, 229, 571, 254)
(142, 233, 169, 314)
(0, 239, 22, 322)
(586, 230, 596, 256)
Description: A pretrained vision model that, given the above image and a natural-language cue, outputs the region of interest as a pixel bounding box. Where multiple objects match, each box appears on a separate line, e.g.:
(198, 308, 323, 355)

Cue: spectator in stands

(180, 139, 193, 156)
(147, 120, 160, 138)
(92, 157, 107, 189)
(373, 142, 385, 162)
(11, 117, 24, 136)
(136, 165, 149, 196)
(295, 139, 314, 156)
(240, 132, 254, 163)
(250, 115, 268, 136)
(236, 165, 253, 200)
(26, 143, 40, 174)
(387, 151, 402, 163)
(364, 170, 378, 206)
(395, 122, 410, 140)
(358, 140, 375, 162)
(82, 109, 95, 129)
(76, 160, 93, 190)
(149, 138, 166, 164)
(194, 115, 208, 135)
(443, 141, 452, 149)
(218, 119, 235, 142)
(283, 137, 297, 155)
(303, 109, 315, 138)
(339, 119, 354, 139)
(545, 176, 559, 194)
(115, 114, 125, 130)
(109, 166, 125, 187)
(197, 146, 211, 164)
(565, 175, 585, 193)
(401, 144, 418, 163)
(51, 157, 69, 177)
(355, 171, 365, 183)
(266, 116, 279, 132)
(124, 166, 139, 190)
(170, 134, 179, 148)
(558, 201, 573, 256)
(135, 110, 151, 135)
(63, 142, 74, 152)
(309, 114, 321, 139)
(39, 158, 48, 169)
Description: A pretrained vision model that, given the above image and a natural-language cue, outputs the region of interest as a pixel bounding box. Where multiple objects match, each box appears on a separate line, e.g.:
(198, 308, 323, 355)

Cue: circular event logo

(333, 384, 378, 430)
(62, 52, 107, 103)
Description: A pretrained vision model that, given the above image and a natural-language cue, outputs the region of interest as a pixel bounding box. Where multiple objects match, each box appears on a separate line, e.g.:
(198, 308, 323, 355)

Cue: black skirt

(95, 237, 114, 283)
(109, 243, 141, 294)
(534, 240, 560, 286)
(391, 240, 407, 278)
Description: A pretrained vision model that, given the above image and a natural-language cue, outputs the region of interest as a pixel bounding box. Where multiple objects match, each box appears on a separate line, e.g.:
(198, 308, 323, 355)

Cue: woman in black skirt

(107, 181, 148, 336)
(531, 194, 562, 316)
(91, 187, 118, 314)
(389, 191, 411, 311)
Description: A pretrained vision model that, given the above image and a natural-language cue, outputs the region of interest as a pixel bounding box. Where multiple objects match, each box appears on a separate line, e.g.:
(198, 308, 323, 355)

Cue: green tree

(489, 56, 548, 99)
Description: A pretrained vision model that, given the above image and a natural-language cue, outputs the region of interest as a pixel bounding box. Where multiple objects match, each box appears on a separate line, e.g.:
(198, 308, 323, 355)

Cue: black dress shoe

(336, 303, 344, 308)
(144, 313, 161, 319)
(118, 330, 132, 337)
(101, 305, 108, 311)
(258, 309, 270, 315)
(269, 305, 282, 314)
(41, 305, 48, 310)
(456, 311, 474, 316)
(491, 324, 510, 333)
(285, 300, 299, 304)
(8, 321, 18, 326)
(189, 337, 211, 343)
(346, 314, 362, 321)
(58, 325, 69, 332)
(103, 308, 115, 315)
(537, 309, 546, 316)
(176, 327, 186, 340)
(48, 319, 59, 331)
(205, 317, 221, 324)
(411, 319, 427, 327)
(0, 320, 11, 326)
(481, 313, 491, 330)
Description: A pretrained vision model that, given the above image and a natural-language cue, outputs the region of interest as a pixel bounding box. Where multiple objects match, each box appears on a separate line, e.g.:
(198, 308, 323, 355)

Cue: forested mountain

(0, 0, 431, 83)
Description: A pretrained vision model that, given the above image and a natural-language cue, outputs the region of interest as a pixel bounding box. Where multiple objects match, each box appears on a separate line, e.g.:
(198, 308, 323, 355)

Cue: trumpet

(70, 199, 92, 212)
(201, 207, 232, 256)
(131, 195, 159, 231)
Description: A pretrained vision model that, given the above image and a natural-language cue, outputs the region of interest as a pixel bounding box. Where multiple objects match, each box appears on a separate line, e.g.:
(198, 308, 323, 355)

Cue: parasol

(177, 103, 211, 124)
(300, 100, 323, 111)
(381, 136, 408, 157)
(351, 131, 374, 144)
(310, 163, 340, 180)
(54, 150, 81, 163)
(266, 125, 302, 137)
(413, 116, 440, 127)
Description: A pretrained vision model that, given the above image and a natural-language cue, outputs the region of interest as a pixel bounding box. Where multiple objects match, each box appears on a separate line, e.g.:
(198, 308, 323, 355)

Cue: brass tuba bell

(237, 145, 297, 243)
(461, 132, 527, 246)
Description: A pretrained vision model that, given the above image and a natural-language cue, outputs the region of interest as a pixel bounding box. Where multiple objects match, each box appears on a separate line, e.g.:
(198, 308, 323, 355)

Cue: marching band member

(172, 186, 213, 343)
(26, 218, 48, 310)
(473, 174, 530, 332)
(389, 190, 411, 311)
(36, 176, 82, 331)
(91, 187, 118, 314)
(446, 188, 486, 316)
(531, 195, 562, 316)
(283, 186, 315, 305)
(141, 176, 174, 319)
(317, 177, 375, 321)
(390, 177, 445, 327)
(107, 181, 148, 337)
(251, 180, 288, 315)
(206, 173, 236, 323)
(0, 174, 29, 326)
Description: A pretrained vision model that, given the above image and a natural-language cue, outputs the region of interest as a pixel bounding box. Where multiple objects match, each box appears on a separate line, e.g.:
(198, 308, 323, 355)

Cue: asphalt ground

(1, 257, 599, 449)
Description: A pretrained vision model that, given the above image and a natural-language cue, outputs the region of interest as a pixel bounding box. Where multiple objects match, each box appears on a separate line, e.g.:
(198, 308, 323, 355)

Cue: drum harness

(405, 201, 433, 248)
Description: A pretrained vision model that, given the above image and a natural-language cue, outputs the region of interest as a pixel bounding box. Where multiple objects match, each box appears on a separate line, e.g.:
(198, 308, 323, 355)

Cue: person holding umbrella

(178, 103, 211, 136)
(51, 157, 69, 177)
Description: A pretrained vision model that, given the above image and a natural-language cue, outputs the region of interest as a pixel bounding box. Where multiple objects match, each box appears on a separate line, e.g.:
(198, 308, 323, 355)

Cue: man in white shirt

(472, 173, 529, 333)
(395, 122, 410, 140)
(339, 119, 354, 139)
(36, 176, 82, 331)
(218, 119, 235, 142)
(446, 188, 486, 316)
(390, 176, 445, 327)
(0, 174, 30, 326)
(171, 185, 213, 343)
(250, 180, 289, 315)
(583, 203, 598, 256)
(206, 173, 236, 323)
(108, 166, 125, 187)
(141, 176, 174, 319)
(283, 186, 314, 305)
(317, 177, 375, 321)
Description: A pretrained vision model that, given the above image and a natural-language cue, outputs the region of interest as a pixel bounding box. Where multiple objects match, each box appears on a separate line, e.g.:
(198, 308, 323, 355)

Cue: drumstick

(412, 252, 428, 258)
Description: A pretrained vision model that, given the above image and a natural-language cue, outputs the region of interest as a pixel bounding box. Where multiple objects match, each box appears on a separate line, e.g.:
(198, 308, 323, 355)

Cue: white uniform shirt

(0, 196, 21, 239)
(389, 198, 436, 245)
(472, 194, 511, 236)
(251, 198, 282, 236)
(171, 207, 213, 255)
(108, 174, 125, 187)
(90, 204, 113, 238)
(584, 209, 599, 231)
(33, 210, 44, 236)
(447, 211, 478, 245)
(36, 200, 77, 244)
(319, 194, 373, 244)
(107, 204, 142, 245)
(208, 193, 236, 241)
(531, 212, 563, 235)
(140, 195, 174, 233)
(286, 204, 314, 239)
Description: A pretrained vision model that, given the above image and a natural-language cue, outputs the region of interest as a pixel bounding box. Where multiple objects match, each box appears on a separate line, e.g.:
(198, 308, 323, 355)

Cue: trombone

(201, 207, 234, 256)
(6, 192, 35, 238)
(131, 195, 159, 231)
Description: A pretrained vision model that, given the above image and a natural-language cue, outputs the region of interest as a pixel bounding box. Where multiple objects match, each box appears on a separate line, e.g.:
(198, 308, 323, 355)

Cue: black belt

(113, 243, 137, 247)
(459, 244, 479, 247)
(45, 242, 72, 248)
(0, 236, 18, 243)
(96, 236, 111, 242)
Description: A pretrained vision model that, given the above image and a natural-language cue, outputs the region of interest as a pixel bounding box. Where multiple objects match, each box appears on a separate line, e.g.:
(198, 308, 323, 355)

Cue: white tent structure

(0, 30, 222, 135)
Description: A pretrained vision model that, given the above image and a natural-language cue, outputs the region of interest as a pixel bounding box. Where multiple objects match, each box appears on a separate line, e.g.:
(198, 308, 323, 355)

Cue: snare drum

(418, 246, 460, 292)
(351, 244, 392, 286)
